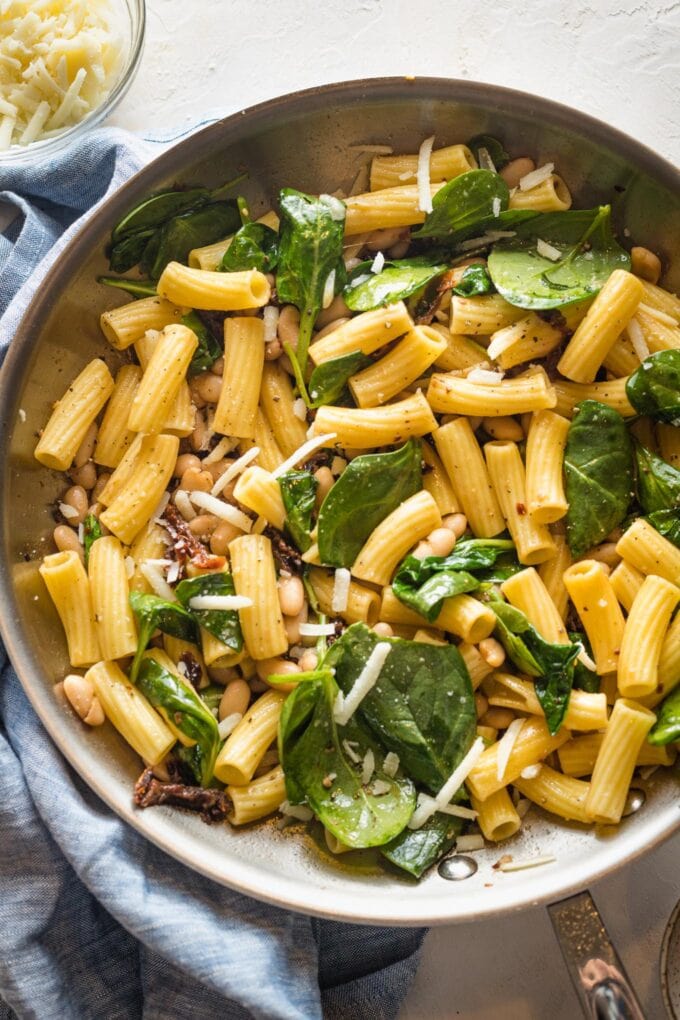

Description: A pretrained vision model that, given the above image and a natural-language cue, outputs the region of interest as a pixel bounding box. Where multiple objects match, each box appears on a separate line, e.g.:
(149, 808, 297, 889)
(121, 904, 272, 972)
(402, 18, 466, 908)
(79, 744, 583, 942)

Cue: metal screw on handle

(548, 891, 647, 1020)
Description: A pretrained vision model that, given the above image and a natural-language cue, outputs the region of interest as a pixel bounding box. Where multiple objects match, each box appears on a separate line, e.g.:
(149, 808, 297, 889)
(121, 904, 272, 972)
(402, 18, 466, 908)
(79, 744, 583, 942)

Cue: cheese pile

(0, 0, 125, 149)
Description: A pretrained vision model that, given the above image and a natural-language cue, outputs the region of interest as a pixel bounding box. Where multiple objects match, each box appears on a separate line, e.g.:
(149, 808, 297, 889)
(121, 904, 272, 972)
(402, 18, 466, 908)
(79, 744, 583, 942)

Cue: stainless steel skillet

(1, 77, 678, 1016)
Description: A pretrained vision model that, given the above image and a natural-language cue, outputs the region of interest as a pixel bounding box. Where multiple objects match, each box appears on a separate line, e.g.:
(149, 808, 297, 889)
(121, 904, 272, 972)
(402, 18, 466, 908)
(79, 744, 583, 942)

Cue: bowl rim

(2, 75, 680, 926)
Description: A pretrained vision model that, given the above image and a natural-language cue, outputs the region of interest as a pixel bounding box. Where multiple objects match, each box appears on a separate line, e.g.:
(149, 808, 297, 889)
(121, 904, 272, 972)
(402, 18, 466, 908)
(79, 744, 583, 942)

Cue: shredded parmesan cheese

(279, 800, 314, 821)
(519, 162, 555, 192)
(456, 230, 517, 252)
(408, 737, 486, 829)
(416, 134, 435, 214)
(361, 749, 375, 785)
(217, 712, 243, 740)
(342, 739, 362, 764)
(370, 779, 391, 795)
(188, 595, 253, 611)
(202, 435, 239, 466)
(0, 1, 126, 150)
(496, 718, 526, 782)
(627, 317, 650, 361)
(455, 834, 486, 852)
(321, 269, 336, 309)
(383, 752, 400, 778)
(477, 146, 497, 174)
(536, 238, 562, 262)
(293, 397, 307, 422)
(189, 491, 253, 531)
(370, 251, 386, 274)
(520, 763, 543, 780)
(498, 854, 556, 872)
(59, 502, 78, 520)
(333, 642, 391, 726)
(263, 305, 280, 344)
(139, 563, 176, 601)
(492, 196, 501, 217)
(298, 622, 337, 637)
(331, 567, 351, 613)
(173, 488, 197, 521)
(210, 446, 260, 497)
(271, 434, 337, 479)
(467, 367, 505, 385)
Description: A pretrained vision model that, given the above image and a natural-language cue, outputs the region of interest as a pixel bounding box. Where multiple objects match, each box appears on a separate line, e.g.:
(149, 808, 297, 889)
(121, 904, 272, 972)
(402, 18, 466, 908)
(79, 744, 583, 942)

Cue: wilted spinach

(307, 351, 372, 407)
(129, 592, 198, 684)
(647, 509, 680, 548)
(487, 205, 631, 309)
(175, 573, 243, 652)
(648, 685, 680, 746)
(279, 672, 416, 848)
(137, 654, 220, 786)
(82, 513, 103, 568)
(381, 812, 464, 878)
(343, 256, 448, 312)
(635, 443, 680, 514)
(564, 400, 633, 557)
(317, 439, 422, 567)
(219, 222, 279, 273)
(570, 632, 600, 693)
(276, 189, 346, 381)
(326, 623, 476, 792)
(451, 264, 495, 297)
(97, 276, 157, 298)
(392, 538, 516, 621)
(467, 134, 510, 170)
(487, 597, 580, 734)
(413, 169, 509, 241)
(278, 470, 317, 552)
(181, 310, 222, 375)
(626, 351, 680, 424)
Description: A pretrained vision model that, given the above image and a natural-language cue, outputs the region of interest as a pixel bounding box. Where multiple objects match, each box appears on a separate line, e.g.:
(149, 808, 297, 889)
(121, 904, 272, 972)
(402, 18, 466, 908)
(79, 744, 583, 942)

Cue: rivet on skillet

(438, 855, 478, 880)
(622, 788, 646, 817)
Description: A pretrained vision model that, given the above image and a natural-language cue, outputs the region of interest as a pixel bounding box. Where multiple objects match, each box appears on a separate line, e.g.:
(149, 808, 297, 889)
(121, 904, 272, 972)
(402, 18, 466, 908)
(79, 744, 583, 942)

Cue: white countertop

(111, 3, 680, 1015)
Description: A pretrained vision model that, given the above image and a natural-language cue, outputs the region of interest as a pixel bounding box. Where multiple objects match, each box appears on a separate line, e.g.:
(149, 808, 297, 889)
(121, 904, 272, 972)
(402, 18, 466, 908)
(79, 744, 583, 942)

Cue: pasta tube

(157, 262, 270, 310)
(128, 323, 198, 435)
(229, 534, 288, 660)
(228, 766, 286, 825)
(308, 567, 380, 626)
(487, 313, 564, 371)
(343, 183, 444, 234)
(609, 560, 645, 613)
(369, 144, 475, 190)
(94, 365, 141, 469)
(379, 587, 495, 643)
(86, 660, 175, 765)
(233, 466, 286, 530)
(485, 441, 556, 564)
(214, 689, 286, 785)
(500, 567, 567, 643)
(238, 409, 285, 473)
(34, 359, 114, 471)
(214, 317, 265, 439)
(308, 301, 413, 364)
(88, 536, 138, 661)
(352, 491, 441, 586)
(552, 377, 635, 419)
(260, 361, 308, 457)
(513, 766, 590, 823)
(466, 718, 569, 801)
(449, 295, 524, 336)
(348, 326, 446, 408)
(310, 391, 437, 448)
(39, 551, 100, 667)
(99, 433, 179, 545)
(421, 441, 460, 515)
(537, 533, 571, 621)
(99, 295, 182, 350)
(585, 699, 655, 824)
(427, 367, 556, 417)
(563, 561, 625, 675)
(558, 733, 676, 777)
(433, 418, 504, 538)
(524, 410, 570, 524)
(469, 788, 520, 842)
(616, 518, 680, 586)
(508, 174, 572, 211)
(617, 575, 680, 698)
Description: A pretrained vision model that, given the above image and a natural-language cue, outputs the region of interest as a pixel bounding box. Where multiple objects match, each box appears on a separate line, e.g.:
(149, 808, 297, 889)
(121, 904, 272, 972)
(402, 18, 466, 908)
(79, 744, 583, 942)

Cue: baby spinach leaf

(343, 257, 448, 312)
(137, 654, 220, 785)
(83, 513, 103, 568)
(381, 811, 464, 878)
(316, 439, 422, 568)
(97, 276, 158, 298)
(182, 310, 223, 376)
(108, 230, 155, 274)
(279, 673, 416, 848)
(626, 351, 680, 424)
(451, 264, 495, 297)
(144, 203, 241, 280)
(413, 169, 509, 241)
(569, 632, 600, 693)
(278, 470, 317, 552)
(276, 188, 346, 377)
(487, 205, 631, 310)
(564, 400, 633, 557)
(648, 685, 680, 745)
(112, 188, 215, 242)
(487, 598, 580, 734)
(392, 539, 517, 621)
(467, 134, 510, 170)
(635, 443, 680, 514)
(647, 509, 680, 548)
(326, 623, 476, 793)
(308, 351, 372, 408)
(219, 222, 279, 273)
(129, 592, 198, 685)
(175, 574, 243, 652)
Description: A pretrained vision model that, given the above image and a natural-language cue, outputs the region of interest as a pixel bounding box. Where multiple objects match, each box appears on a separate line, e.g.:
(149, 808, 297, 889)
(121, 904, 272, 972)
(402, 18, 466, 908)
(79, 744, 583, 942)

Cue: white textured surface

(109, 3, 680, 1015)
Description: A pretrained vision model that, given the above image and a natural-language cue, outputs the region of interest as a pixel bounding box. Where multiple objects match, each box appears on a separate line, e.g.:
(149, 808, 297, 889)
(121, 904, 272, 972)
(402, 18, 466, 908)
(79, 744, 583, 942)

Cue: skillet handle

(548, 891, 647, 1019)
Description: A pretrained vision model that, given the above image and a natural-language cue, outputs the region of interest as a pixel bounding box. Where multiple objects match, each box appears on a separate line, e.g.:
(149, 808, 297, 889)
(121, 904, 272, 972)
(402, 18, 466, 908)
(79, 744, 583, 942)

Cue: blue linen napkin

(0, 127, 425, 1020)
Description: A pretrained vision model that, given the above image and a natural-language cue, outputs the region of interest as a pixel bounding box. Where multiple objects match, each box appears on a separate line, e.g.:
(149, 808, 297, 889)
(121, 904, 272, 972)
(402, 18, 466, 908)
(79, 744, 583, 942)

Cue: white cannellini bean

(278, 575, 305, 617)
(63, 674, 105, 726)
(427, 527, 457, 558)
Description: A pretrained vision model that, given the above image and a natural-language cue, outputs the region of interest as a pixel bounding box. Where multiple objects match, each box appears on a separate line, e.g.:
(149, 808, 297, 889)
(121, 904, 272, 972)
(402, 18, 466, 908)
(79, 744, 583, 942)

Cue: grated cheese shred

(416, 134, 435, 214)
(408, 737, 486, 829)
(333, 642, 391, 726)
(331, 567, 351, 613)
(496, 718, 526, 782)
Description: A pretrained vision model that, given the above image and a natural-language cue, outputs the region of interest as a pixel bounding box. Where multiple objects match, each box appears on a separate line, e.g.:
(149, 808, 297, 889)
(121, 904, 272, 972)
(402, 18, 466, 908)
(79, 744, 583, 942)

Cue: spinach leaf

(647, 509, 680, 548)
(326, 623, 476, 793)
(143, 202, 241, 279)
(648, 685, 680, 745)
(278, 470, 317, 552)
(316, 439, 422, 568)
(635, 443, 680, 514)
(451, 264, 495, 297)
(108, 230, 155, 274)
(413, 169, 509, 241)
(219, 222, 279, 273)
(112, 188, 215, 241)
(381, 811, 464, 879)
(392, 539, 516, 621)
(83, 513, 103, 568)
(129, 592, 198, 684)
(467, 134, 510, 169)
(564, 400, 633, 557)
(626, 351, 680, 424)
(276, 189, 346, 377)
(175, 573, 243, 652)
(97, 276, 158, 298)
(488, 598, 580, 734)
(181, 310, 222, 376)
(137, 653, 220, 785)
(343, 257, 448, 312)
(487, 205, 631, 310)
(279, 673, 416, 848)
(308, 351, 372, 408)
(570, 632, 600, 693)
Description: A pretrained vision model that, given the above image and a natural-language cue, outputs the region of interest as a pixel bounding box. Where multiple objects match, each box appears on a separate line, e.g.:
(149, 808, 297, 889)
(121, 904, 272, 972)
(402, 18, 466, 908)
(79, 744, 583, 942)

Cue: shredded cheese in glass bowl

(0, 0, 145, 162)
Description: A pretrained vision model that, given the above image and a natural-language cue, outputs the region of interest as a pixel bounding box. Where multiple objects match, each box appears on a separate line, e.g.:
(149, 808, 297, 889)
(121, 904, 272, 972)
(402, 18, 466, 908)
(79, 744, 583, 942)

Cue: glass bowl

(0, 0, 146, 165)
